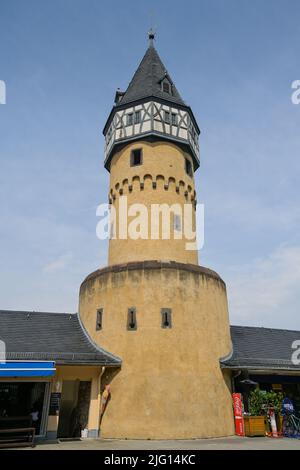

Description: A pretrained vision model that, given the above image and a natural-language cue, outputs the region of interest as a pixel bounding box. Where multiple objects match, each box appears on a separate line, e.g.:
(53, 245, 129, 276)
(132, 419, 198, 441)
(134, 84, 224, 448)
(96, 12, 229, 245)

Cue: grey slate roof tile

(0, 310, 121, 366)
(221, 325, 300, 370)
(118, 45, 186, 107)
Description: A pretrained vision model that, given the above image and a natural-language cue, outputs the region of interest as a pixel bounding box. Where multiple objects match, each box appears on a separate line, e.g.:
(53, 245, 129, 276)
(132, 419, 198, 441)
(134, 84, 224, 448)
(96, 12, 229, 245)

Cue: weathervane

(148, 28, 155, 47)
(148, 9, 157, 47)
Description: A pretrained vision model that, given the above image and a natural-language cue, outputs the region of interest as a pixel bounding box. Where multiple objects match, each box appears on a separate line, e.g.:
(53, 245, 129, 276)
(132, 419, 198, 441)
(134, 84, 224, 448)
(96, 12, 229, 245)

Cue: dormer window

(162, 80, 171, 94)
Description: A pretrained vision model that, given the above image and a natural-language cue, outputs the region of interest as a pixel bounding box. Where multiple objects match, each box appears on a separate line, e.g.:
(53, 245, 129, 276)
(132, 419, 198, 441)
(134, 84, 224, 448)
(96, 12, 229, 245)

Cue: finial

(148, 28, 155, 47)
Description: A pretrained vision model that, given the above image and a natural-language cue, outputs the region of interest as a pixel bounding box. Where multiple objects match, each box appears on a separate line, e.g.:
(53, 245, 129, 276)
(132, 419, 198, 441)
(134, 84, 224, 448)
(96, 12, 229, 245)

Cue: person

(30, 402, 40, 432)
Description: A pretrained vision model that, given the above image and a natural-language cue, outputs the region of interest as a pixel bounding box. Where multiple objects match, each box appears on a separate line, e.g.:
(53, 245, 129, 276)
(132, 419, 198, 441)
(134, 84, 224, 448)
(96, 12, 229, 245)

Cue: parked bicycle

(281, 398, 300, 438)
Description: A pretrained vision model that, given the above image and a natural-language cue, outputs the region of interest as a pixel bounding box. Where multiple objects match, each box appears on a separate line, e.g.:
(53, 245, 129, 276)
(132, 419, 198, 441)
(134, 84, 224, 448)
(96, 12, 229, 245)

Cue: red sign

(232, 393, 245, 436)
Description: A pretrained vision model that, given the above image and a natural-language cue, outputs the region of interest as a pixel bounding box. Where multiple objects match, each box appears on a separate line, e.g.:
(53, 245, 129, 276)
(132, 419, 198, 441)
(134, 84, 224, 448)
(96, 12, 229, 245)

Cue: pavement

(24, 436, 300, 450)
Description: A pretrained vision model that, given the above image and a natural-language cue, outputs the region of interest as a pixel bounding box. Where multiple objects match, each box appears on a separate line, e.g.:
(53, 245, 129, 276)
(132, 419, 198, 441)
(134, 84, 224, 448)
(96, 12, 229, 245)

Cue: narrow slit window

(164, 111, 170, 124)
(127, 307, 137, 330)
(134, 110, 141, 124)
(96, 308, 103, 331)
(185, 158, 193, 177)
(109, 220, 115, 240)
(171, 113, 178, 126)
(130, 148, 142, 167)
(174, 214, 181, 232)
(161, 308, 172, 329)
(126, 113, 133, 126)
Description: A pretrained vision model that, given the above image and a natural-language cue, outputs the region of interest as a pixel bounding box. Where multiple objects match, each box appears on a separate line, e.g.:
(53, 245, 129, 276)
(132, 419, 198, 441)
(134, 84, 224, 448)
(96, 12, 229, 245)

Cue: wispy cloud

(43, 252, 73, 273)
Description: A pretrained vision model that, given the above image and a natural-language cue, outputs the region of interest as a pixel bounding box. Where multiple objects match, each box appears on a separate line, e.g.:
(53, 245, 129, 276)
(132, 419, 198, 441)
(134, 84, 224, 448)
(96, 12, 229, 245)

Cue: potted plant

(244, 389, 267, 437)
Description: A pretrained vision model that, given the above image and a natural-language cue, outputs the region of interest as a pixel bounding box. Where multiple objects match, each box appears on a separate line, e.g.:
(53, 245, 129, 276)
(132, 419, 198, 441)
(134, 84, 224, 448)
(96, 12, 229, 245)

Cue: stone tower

(79, 34, 234, 439)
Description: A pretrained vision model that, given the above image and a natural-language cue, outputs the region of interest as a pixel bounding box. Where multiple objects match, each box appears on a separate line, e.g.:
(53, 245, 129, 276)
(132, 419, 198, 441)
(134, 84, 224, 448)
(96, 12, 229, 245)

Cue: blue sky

(0, 0, 299, 328)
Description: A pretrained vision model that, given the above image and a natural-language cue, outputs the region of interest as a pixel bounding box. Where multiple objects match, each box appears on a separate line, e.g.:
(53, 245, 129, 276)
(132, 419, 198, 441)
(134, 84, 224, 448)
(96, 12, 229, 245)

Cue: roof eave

(220, 363, 300, 372)
(104, 132, 200, 172)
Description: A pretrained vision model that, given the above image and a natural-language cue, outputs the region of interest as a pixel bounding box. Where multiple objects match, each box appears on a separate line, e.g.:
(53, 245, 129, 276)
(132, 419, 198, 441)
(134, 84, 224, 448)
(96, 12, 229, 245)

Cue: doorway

(57, 380, 91, 438)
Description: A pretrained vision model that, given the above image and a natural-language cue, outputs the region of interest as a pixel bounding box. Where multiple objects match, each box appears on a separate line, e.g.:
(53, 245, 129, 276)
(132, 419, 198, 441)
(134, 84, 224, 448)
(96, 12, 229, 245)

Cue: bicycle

(282, 413, 300, 438)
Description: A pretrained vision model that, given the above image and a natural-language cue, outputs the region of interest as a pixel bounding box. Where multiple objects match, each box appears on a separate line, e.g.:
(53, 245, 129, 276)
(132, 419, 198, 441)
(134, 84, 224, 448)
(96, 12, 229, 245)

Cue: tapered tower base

(79, 261, 234, 439)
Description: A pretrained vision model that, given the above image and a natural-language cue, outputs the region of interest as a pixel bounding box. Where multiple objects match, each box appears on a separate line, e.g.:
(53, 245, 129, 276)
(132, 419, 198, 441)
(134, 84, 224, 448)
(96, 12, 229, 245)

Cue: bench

(0, 416, 36, 448)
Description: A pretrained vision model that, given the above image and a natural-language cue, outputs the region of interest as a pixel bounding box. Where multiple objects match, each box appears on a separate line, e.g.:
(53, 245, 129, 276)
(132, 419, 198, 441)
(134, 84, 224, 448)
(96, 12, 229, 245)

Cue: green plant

(249, 389, 284, 416)
(249, 389, 267, 416)
(266, 391, 284, 414)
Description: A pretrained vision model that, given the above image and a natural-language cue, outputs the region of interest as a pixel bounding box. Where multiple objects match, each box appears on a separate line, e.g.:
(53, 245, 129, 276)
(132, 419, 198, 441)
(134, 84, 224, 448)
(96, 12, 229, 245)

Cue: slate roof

(0, 310, 121, 366)
(117, 44, 186, 107)
(221, 325, 300, 371)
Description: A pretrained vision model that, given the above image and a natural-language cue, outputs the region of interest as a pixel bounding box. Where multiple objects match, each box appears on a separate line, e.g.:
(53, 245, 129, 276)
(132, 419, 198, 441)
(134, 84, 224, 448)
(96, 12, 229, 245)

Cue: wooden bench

(0, 416, 36, 448)
(0, 427, 36, 448)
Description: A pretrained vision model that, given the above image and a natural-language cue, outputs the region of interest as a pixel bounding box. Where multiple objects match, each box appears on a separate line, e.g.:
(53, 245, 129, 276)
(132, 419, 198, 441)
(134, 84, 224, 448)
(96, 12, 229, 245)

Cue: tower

(79, 34, 234, 438)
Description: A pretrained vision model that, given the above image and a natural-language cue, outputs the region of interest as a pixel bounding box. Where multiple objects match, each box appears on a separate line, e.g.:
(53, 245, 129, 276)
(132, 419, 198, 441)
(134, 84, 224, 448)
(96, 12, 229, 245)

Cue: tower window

(190, 125, 198, 143)
(174, 214, 181, 232)
(164, 111, 170, 124)
(163, 81, 171, 94)
(134, 110, 141, 124)
(130, 148, 143, 167)
(126, 113, 133, 126)
(109, 220, 115, 239)
(185, 158, 193, 177)
(171, 113, 178, 126)
(107, 127, 113, 142)
(96, 308, 103, 331)
(161, 308, 172, 329)
(127, 307, 137, 330)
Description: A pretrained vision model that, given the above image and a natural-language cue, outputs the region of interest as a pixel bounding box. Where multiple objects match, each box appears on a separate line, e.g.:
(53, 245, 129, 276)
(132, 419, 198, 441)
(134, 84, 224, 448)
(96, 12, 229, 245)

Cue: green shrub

(248, 389, 284, 416)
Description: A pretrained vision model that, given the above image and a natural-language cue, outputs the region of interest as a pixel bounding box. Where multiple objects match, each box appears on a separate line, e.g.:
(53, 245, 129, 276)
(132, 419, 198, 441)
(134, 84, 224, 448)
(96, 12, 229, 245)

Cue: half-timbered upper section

(103, 35, 200, 172)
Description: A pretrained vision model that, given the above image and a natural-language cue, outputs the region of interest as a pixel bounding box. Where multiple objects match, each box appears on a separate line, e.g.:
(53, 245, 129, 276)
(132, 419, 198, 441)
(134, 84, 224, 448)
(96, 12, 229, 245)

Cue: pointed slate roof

(118, 45, 186, 107)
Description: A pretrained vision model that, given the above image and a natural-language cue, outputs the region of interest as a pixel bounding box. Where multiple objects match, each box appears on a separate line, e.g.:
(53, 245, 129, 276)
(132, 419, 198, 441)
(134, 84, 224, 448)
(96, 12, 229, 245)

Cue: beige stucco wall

(47, 365, 102, 433)
(108, 141, 198, 266)
(79, 264, 235, 439)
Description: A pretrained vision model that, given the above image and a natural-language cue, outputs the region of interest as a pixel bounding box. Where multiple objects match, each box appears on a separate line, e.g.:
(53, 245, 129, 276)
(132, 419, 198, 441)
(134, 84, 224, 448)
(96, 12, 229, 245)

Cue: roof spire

(148, 28, 155, 47)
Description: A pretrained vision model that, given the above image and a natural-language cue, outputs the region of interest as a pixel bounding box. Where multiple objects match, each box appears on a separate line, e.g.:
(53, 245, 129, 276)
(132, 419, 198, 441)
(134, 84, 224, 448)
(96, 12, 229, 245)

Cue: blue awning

(0, 361, 56, 377)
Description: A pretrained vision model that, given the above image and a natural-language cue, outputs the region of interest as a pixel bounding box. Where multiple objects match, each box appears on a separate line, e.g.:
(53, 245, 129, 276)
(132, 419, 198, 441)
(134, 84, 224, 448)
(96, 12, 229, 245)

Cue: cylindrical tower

(79, 35, 234, 438)
(108, 140, 198, 266)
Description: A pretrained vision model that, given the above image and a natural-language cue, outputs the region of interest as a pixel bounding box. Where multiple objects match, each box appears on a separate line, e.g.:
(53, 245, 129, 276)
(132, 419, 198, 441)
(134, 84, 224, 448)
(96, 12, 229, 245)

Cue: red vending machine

(232, 393, 245, 436)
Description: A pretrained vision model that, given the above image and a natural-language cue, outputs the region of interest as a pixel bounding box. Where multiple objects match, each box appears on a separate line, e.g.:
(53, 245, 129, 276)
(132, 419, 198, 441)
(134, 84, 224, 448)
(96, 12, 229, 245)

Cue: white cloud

(227, 244, 300, 329)
(43, 252, 73, 273)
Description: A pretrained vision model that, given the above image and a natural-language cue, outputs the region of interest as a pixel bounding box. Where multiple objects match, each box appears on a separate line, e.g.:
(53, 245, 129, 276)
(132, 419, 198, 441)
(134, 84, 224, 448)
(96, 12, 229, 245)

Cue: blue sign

(0, 361, 55, 377)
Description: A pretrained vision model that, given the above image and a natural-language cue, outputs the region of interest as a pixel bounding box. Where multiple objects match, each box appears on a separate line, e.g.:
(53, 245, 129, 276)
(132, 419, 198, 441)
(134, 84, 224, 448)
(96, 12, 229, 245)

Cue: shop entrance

(0, 381, 49, 436)
(57, 380, 91, 438)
